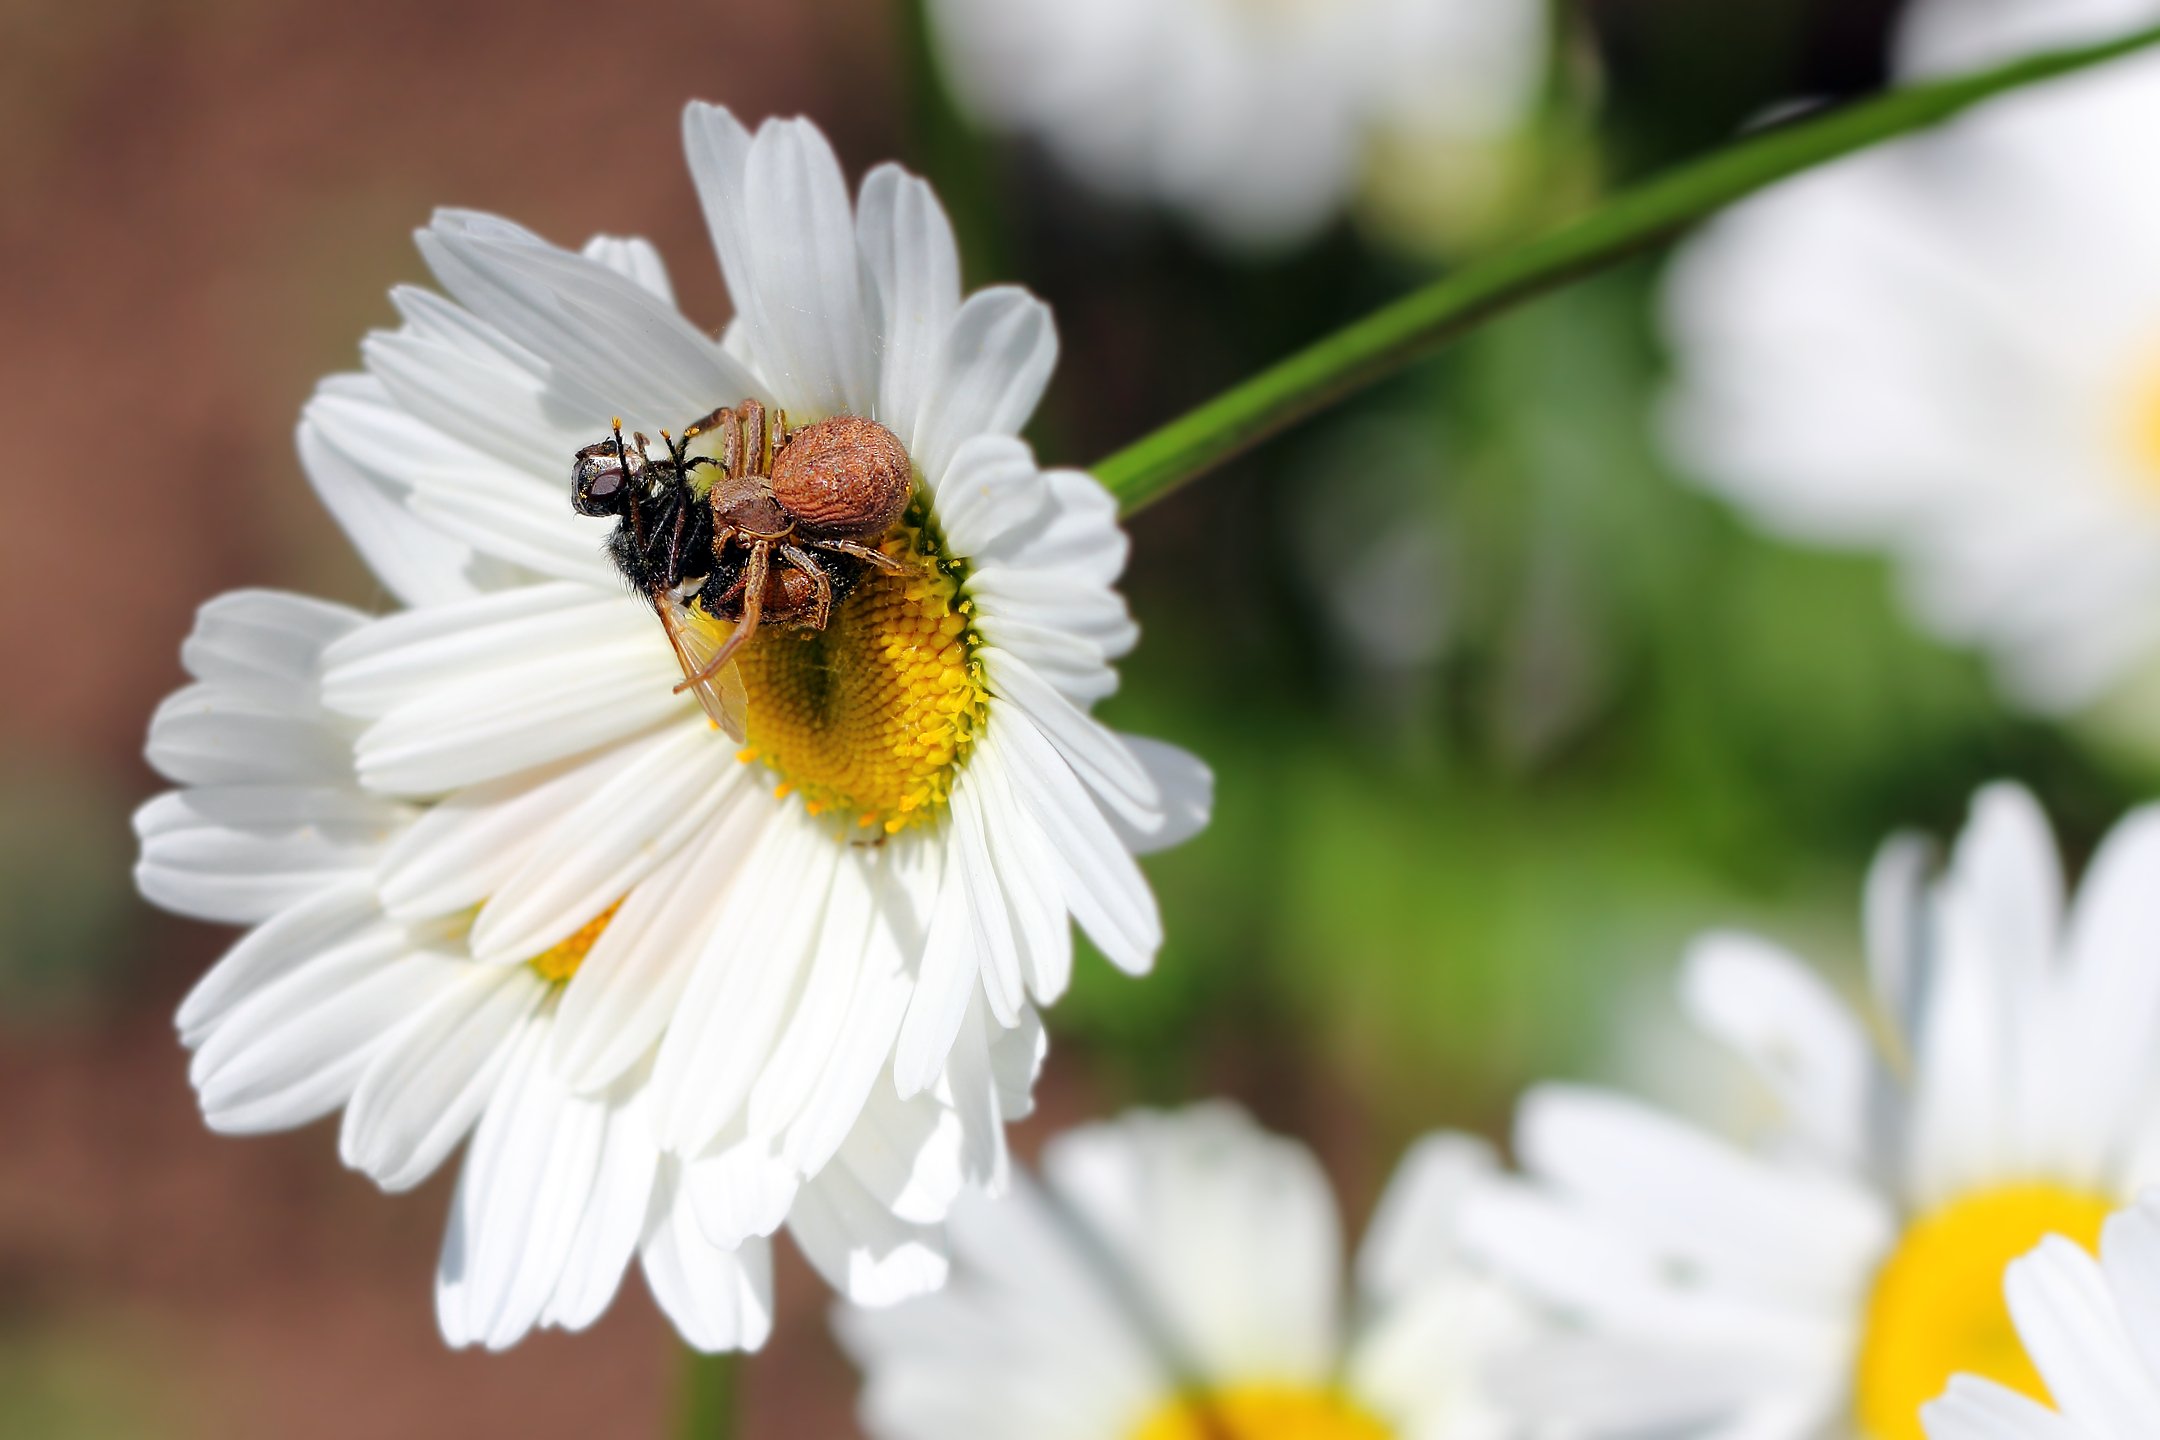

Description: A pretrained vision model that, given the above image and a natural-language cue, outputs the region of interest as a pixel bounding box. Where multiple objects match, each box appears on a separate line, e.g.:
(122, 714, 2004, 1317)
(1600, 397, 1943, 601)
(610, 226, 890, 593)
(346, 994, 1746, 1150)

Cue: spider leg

(804, 535, 902, 571)
(779, 543, 834, 630)
(740, 399, 766, 475)
(675, 540, 769, 691)
(701, 525, 747, 608)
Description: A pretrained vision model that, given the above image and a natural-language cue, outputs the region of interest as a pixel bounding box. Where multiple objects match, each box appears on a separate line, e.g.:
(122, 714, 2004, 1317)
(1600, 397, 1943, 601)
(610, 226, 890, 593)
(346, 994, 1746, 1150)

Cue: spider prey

(571, 399, 914, 734)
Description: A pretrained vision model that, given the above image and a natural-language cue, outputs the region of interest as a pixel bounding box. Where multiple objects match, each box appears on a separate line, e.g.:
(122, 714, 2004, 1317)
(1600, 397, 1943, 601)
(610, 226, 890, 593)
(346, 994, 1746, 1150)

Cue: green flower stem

(1094, 22, 2160, 514)
(677, 1348, 738, 1440)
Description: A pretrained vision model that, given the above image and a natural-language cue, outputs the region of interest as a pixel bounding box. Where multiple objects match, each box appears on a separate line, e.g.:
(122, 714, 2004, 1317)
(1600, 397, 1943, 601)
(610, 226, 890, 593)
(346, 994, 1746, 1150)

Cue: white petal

(581, 233, 675, 304)
(1044, 1103, 1341, 1385)
(912, 288, 1058, 486)
(894, 824, 981, 1098)
(987, 1006, 1046, 1122)
(470, 726, 745, 962)
(339, 964, 547, 1191)
(681, 104, 759, 333)
(297, 413, 480, 607)
(791, 1159, 950, 1308)
(735, 116, 875, 417)
(966, 749, 1072, 1006)
(857, 163, 963, 452)
(651, 812, 839, 1152)
(365, 285, 578, 478)
(1516, 1085, 1892, 1308)
(179, 590, 368, 688)
(684, 1125, 800, 1250)
(351, 643, 684, 797)
(1679, 931, 1873, 1168)
(192, 932, 457, 1135)
(1109, 735, 1212, 857)
(437, 1008, 613, 1351)
(1865, 829, 1935, 1045)
(747, 846, 878, 1140)
(1907, 886, 2017, 1207)
(984, 648, 1160, 830)
(777, 849, 922, 1177)
(2103, 1198, 2160, 1389)
(985, 709, 1161, 974)
(321, 582, 632, 719)
(303, 381, 607, 586)
(2058, 806, 2160, 1187)
(417, 209, 756, 433)
(921, 437, 1045, 561)
(641, 1157, 776, 1353)
(146, 682, 353, 788)
(1947, 782, 2064, 997)
(541, 1074, 659, 1332)
(176, 880, 380, 1045)
(1355, 1130, 1500, 1306)
(134, 785, 406, 925)
(374, 740, 647, 922)
(933, 988, 1009, 1194)
(2005, 1235, 2160, 1433)
(1922, 1375, 2084, 1440)
(552, 797, 776, 1092)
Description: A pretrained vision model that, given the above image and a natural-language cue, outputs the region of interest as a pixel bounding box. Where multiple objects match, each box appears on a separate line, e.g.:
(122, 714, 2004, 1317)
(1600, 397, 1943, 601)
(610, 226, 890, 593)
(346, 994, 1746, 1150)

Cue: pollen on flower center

(734, 515, 989, 833)
(527, 900, 623, 984)
(1855, 1182, 2113, 1440)
(1128, 1384, 1394, 1440)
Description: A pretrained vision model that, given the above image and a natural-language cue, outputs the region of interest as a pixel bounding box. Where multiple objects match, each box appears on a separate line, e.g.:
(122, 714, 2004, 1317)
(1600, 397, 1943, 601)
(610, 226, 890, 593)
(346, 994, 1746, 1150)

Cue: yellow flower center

(1129, 1385, 1393, 1440)
(1855, 1183, 2113, 1440)
(734, 517, 988, 833)
(526, 900, 622, 984)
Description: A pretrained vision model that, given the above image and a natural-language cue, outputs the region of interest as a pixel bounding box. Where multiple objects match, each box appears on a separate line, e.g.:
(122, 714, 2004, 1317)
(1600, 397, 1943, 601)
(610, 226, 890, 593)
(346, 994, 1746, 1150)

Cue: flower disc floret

(734, 517, 988, 832)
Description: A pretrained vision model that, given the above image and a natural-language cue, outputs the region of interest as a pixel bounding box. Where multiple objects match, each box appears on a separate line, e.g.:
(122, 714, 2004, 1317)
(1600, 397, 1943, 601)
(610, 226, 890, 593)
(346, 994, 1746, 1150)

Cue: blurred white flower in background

(1923, 1193, 2160, 1440)
(1463, 784, 2160, 1440)
(924, 0, 1551, 252)
(133, 105, 1211, 1351)
(1661, 0, 2160, 750)
(839, 1104, 1528, 1440)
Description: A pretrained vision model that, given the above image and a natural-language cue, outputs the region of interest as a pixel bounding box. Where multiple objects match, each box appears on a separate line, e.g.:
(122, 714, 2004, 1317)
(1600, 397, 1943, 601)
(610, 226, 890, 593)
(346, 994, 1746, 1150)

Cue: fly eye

(572, 456, 630, 516)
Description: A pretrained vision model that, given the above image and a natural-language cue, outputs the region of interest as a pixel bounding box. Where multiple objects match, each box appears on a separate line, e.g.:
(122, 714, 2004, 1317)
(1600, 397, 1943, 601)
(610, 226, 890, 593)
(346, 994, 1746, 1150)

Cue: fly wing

(656, 591, 749, 743)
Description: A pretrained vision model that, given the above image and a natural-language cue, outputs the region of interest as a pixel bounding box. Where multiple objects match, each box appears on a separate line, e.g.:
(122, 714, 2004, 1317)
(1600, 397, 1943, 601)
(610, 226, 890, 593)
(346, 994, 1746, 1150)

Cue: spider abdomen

(769, 415, 912, 538)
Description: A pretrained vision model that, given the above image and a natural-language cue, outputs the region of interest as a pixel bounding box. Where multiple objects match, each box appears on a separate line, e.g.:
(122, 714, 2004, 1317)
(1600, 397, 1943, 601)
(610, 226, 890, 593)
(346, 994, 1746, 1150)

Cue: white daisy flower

(1660, 0, 2160, 732)
(838, 1103, 1528, 1440)
(1923, 1193, 2160, 1440)
(134, 104, 1210, 1349)
(1462, 783, 2160, 1440)
(137, 590, 773, 1351)
(924, 0, 1550, 251)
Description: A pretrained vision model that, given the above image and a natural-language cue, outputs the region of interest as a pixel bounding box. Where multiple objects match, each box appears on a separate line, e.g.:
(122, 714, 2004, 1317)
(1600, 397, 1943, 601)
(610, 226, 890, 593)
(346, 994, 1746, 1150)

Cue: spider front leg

(804, 536, 903, 571)
(673, 539, 772, 694)
(778, 544, 836, 630)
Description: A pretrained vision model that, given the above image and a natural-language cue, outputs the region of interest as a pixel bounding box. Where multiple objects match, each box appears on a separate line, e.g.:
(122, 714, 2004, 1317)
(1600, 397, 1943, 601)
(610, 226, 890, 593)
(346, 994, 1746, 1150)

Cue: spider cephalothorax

(690, 399, 912, 644)
(569, 399, 914, 722)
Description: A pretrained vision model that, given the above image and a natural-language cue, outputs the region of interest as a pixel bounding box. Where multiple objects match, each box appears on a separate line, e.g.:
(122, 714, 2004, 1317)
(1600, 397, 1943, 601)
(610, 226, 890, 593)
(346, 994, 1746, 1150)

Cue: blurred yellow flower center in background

(1130, 1384, 1393, 1440)
(527, 900, 623, 984)
(1855, 1183, 2112, 1440)
(2136, 370, 2160, 485)
(736, 519, 987, 834)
